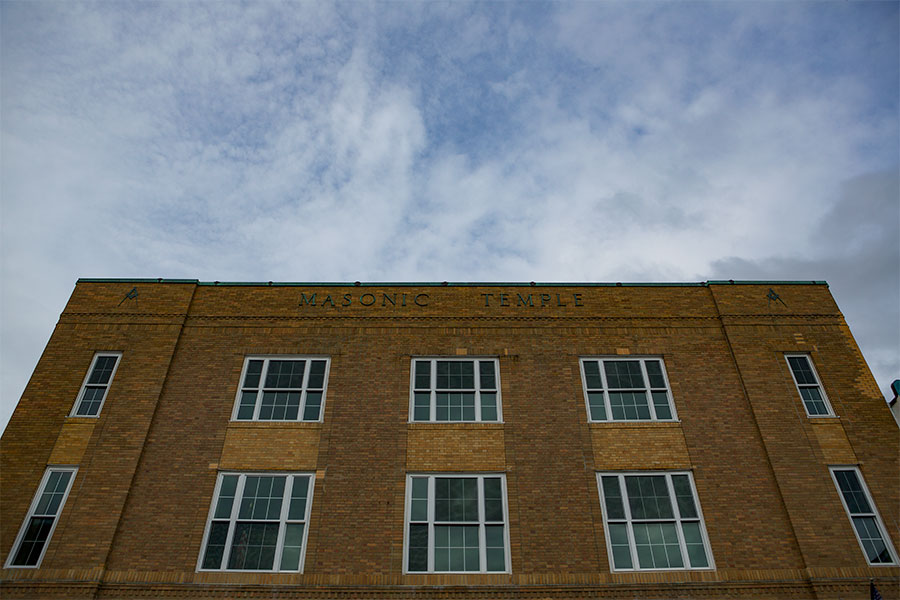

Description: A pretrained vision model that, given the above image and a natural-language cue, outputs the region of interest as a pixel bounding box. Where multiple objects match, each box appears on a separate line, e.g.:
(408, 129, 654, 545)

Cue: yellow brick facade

(1, 280, 897, 599)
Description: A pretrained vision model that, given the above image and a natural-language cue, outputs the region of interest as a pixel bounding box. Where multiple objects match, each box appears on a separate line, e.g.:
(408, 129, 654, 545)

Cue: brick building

(1, 279, 897, 599)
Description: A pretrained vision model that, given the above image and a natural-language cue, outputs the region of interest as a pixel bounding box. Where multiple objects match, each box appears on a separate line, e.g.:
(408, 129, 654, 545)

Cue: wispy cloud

(2, 1, 898, 431)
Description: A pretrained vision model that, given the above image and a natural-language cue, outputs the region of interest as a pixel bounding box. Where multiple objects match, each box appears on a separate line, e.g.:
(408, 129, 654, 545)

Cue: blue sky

(1, 1, 898, 433)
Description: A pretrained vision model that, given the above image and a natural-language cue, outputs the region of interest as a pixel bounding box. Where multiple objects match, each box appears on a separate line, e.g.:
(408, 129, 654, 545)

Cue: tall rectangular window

(232, 357, 330, 422)
(785, 355, 834, 416)
(580, 358, 676, 422)
(597, 472, 713, 571)
(829, 467, 897, 565)
(6, 466, 77, 568)
(405, 474, 510, 573)
(410, 358, 501, 422)
(198, 472, 314, 572)
(70, 353, 121, 417)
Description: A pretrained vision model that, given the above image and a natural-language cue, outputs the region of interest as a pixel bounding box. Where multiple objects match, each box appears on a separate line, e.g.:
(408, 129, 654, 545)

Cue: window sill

(226, 421, 323, 430)
(408, 422, 504, 430)
(589, 420, 682, 429)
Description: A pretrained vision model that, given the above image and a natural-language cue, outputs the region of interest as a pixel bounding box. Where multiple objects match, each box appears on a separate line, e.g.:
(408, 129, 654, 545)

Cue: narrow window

(829, 467, 897, 565)
(410, 358, 501, 422)
(785, 355, 834, 416)
(233, 357, 330, 422)
(70, 353, 121, 417)
(405, 474, 509, 573)
(581, 358, 676, 422)
(6, 467, 77, 568)
(597, 472, 713, 571)
(198, 472, 314, 572)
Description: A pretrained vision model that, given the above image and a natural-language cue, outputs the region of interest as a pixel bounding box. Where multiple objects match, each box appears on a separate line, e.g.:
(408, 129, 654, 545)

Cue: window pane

(243, 360, 264, 388)
(799, 386, 828, 415)
(436, 393, 450, 421)
(853, 517, 892, 563)
(788, 356, 816, 384)
(583, 361, 603, 389)
(607, 522, 632, 569)
(626, 476, 673, 519)
(411, 477, 428, 521)
(609, 392, 651, 420)
(602, 476, 626, 520)
(835, 470, 872, 514)
(288, 476, 309, 520)
(237, 391, 257, 420)
(413, 392, 430, 421)
(651, 392, 672, 420)
(76, 387, 106, 416)
(479, 361, 496, 389)
(481, 392, 498, 421)
(414, 361, 430, 389)
(307, 360, 326, 388)
(88, 356, 117, 384)
(434, 525, 479, 572)
(303, 392, 322, 421)
(215, 475, 239, 519)
(605, 360, 645, 389)
(280, 523, 305, 570)
(202, 521, 230, 569)
(228, 522, 280, 570)
(408, 524, 428, 571)
(682, 522, 708, 567)
(645, 360, 666, 388)
(588, 392, 607, 420)
(671, 475, 697, 518)
(11, 517, 54, 566)
(437, 361, 474, 390)
(484, 477, 503, 521)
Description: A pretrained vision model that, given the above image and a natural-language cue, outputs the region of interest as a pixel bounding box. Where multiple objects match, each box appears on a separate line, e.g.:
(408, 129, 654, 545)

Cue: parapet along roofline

(76, 278, 829, 287)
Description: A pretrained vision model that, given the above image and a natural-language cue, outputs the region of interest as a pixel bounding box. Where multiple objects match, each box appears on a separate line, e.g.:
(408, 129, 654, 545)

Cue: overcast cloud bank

(2, 2, 898, 433)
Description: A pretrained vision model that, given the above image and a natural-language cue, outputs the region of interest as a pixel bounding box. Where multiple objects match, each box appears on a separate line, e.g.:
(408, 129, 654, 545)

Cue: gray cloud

(710, 170, 900, 398)
(1, 2, 897, 432)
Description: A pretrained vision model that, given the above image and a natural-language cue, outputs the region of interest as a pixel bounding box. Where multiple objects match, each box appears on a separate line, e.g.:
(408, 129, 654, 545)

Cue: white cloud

(2, 2, 898, 432)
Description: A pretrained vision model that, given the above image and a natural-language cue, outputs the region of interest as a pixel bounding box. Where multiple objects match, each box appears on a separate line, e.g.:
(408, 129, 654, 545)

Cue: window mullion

(430, 361, 436, 422)
(618, 475, 640, 570)
(427, 475, 435, 572)
(299, 359, 312, 422)
(474, 362, 482, 423)
(272, 475, 292, 571)
(599, 360, 612, 421)
(640, 361, 657, 420)
(477, 476, 486, 571)
(221, 475, 245, 570)
(253, 361, 268, 421)
(666, 474, 691, 566)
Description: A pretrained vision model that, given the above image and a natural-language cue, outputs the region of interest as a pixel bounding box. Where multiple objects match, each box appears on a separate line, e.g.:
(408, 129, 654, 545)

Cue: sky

(1, 1, 898, 434)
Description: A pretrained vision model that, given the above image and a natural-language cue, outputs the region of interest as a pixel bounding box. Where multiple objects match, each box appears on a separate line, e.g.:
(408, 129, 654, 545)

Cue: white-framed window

(580, 357, 677, 422)
(404, 473, 510, 573)
(409, 358, 501, 422)
(198, 472, 314, 572)
(5, 466, 78, 568)
(785, 354, 834, 417)
(829, 466, 897, 565)
(232, 356, 330, 422)
(597, 471, 713, 571)
(70, 353, 121, 417)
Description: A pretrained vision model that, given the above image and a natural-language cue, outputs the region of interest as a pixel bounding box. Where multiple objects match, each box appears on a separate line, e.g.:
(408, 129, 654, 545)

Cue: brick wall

(1, 280, 897, 598)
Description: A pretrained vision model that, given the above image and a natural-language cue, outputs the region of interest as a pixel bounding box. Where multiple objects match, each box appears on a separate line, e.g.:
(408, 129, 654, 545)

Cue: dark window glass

(408, 524, 428, 571)
(583, 360, 603, 389)
(479, 361, 496, 389)
(11, 517, 54, 566)
(605, 361, 645, 389)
